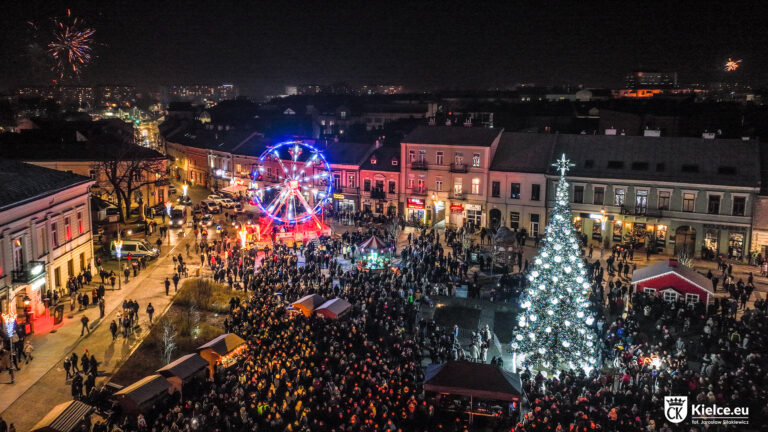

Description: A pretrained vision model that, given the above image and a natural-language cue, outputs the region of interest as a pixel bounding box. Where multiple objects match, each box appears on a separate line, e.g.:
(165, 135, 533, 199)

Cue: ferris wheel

(251, 141, 333, 225)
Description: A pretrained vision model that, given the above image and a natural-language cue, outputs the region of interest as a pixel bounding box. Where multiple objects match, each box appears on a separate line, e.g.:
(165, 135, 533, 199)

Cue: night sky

(2, 0, 768, 97)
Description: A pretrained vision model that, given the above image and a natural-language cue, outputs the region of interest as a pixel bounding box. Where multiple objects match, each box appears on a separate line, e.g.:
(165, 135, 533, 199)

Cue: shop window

(682, 193, 696, 212)
(593, 187, 604, 205)
(531, 184, 540, 201)
(663, 291, 678, 302)
(573, 185, 584, 203)
(491, 181, 500, 197)
(729, 233, 745, 260)
(732, 196, 746, 216)
(658, 191, 670, 210)
(708, 195, 721, 214)
(510, 212, 520, 229)
(510, 183, 520, 199)
(685, 293, 699, 304)
(614, 188, 625, 206)
(643, 287, 656, 294)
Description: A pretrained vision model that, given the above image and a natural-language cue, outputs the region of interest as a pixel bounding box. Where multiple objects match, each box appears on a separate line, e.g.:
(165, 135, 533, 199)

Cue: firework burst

(724, 58, 742, 72)
(46, 9, 95, 79)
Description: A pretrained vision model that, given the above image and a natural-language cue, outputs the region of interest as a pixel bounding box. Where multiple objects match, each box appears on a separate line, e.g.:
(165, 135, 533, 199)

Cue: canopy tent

(197, 333, 247, 372)
(220, 184, 248, 194)
(156, 353, 209, 396)
(114, 374, 171, 414)
(357, 235, 392, 251)
(291, 294, 326, 317)
(31, 400, 93, 432)
(424, 361, 524, 402)
(315, 297, 352, 319)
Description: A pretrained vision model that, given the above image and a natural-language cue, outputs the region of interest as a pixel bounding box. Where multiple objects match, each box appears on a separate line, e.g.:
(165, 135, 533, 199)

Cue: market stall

(290, 294, 326, 317)
(196, 333, 247, 374)
(31, 400, 94, 432)
(315, 297, 352, 319)
(156, 353, 209, 397)
(357, 235, 393, 270)
(113, 374, 172, 414)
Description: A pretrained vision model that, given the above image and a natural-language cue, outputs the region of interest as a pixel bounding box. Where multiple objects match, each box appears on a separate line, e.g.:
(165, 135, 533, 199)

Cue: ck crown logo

(664, 396, 688, 424)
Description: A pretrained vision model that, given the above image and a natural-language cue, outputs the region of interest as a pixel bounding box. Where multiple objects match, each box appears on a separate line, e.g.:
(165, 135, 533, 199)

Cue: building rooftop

(321, 141, 376, 166)
(0, 159, 91, 211)
(359, 145, 400, 172)
(491, 133, 557, 172)
(403, 126, 502, 147)
(0, 130, 165, 162)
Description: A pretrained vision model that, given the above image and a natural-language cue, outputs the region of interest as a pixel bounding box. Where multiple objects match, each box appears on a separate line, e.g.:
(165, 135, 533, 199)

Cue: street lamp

(114, 238, 123, 290)
(165, 201, 173, 217)
(182, 184, 188, 197)
(239, 225, 247, 249)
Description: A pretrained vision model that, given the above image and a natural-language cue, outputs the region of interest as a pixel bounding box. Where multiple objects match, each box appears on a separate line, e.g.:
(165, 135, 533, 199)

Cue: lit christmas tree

(511, 154, 598, 372)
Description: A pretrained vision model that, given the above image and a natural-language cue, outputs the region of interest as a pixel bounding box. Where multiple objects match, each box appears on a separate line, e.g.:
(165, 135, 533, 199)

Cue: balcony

(370, 189, 387, 200)
(450, 191, 465, 200)
(341, 186, 359, 195)
(619, 205, 662, 218)
(12, 261, 46, 284)
(450, 163, 468, 173)
(411, 160, 429, 170)
(408, 188, 428, 196)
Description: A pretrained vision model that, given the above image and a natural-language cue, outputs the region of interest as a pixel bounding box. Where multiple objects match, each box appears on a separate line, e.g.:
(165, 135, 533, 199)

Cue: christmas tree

(511, 154, 598, 372)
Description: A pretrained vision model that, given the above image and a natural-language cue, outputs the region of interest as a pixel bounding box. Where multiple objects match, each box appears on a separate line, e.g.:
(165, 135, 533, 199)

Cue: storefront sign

(450, 203, 464, 213)
(465, 203, 482, 211)
(407, 198, 425, 209)
(333, 193, 344, 199)
(704, 224, 747, 232)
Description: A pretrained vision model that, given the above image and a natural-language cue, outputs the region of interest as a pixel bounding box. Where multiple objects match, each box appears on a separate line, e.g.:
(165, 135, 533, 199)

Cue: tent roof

(156, 353, 209, 380)
(358, 235, 391, 250)
(31, 400, 93, 432)
(197, 333, 246, 356)
(114, 374, 171, 405)
(424, 361, 523, 402)
(292, 294, 326, 310)
(631, 260, 713, 294)
(220, 184, 247, 193)
(316, 297, 352, 319)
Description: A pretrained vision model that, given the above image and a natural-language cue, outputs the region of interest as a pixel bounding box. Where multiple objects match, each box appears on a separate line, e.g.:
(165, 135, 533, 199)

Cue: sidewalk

(0, 226, 198, 432)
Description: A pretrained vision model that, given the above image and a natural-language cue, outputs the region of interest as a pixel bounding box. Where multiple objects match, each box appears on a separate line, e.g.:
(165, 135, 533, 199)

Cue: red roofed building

(631, 259, 713, 308)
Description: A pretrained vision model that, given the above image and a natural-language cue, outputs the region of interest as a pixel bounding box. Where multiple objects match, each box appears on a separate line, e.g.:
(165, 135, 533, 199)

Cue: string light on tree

(511, 153, 598, 373)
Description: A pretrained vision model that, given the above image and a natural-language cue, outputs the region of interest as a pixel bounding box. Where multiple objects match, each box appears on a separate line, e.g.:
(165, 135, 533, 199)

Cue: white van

(110, 239, 160, 259)
(170, 205, 188, 227)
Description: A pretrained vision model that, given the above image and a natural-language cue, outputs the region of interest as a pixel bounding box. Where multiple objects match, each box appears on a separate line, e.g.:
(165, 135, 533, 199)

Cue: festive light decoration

(724, 58, 742, 72)
(251, 140, 332, 226)
(510, 154, 598, 372)
(165, 201, 173, 216)
(1, 312, 17, 338)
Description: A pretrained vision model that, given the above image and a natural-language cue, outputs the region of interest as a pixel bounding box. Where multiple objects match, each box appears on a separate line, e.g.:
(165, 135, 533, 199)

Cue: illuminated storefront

(407, 197, 426, 224)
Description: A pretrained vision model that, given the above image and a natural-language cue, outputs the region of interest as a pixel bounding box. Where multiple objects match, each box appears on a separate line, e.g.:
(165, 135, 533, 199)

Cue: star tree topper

(553, 153, 575, 176)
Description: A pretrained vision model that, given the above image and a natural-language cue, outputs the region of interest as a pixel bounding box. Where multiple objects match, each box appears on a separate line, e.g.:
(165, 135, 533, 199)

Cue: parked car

(201, 199, 221, 214)
(207, 194, 224, 203)
(219, 198, 236, 209)
(201, 214, 214, 227)
(177, 195, 192, 205)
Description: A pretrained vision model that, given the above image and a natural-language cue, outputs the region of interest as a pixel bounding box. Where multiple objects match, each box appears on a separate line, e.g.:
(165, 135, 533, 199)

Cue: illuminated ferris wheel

(251, 141, 333, 225)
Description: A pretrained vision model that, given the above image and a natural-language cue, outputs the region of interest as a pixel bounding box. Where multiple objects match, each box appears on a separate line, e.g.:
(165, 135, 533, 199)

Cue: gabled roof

(156, 353, 208, 380)
(0, 159, 92, 211)
(360, 146, 400, 172)
(197, 333, 245, 355)
(114, 374, 171, 405)
(490, 132, 557, 172)
(424, 361, 523, 401)
(316, 298, 352, 319)
(403, 126, 502, 147)
(631, 260, 714, 294)
(31, 400, 93, 432)
(322, 141, 376, 166)
(0, 130, 165, 162)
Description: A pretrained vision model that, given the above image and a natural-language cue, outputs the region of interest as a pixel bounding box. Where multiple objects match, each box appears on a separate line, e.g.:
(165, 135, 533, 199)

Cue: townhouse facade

(0, 160, 94, 321)
(546, 134, 760, 258)
(400, 126, 503, 227)
(359, 145, 401, 216)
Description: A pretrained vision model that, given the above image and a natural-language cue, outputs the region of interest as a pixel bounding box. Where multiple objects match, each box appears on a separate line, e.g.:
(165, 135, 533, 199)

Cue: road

(0, 183, 212, 431)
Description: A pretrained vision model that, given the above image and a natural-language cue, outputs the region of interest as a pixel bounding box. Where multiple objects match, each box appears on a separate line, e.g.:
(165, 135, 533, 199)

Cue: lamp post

(182, 183, 188, 197)
(115, 237, 123, 290)
(165, 201, 173, 217)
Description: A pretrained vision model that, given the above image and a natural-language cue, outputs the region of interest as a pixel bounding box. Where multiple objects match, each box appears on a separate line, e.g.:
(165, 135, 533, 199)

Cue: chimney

(668, 258, 678, 267)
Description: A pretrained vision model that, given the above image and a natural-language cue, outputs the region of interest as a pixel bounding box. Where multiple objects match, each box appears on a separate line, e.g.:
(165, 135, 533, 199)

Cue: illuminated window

(614, 188, 625, 206)
(472, 153, 480, 167)
(77, 211, 84, 234)
(65, 217, 72, 241)
(471, 178, 480, 195)
(51, 223, 58, 247)
(510, 183, 520, 199)
(682, 193, 695, 212)
(12, 237, 24, 271)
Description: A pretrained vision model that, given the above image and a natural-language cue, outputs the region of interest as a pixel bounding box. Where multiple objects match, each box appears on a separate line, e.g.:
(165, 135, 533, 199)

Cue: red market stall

(631, 259, 714, 308)
(291, 294, 326, 317)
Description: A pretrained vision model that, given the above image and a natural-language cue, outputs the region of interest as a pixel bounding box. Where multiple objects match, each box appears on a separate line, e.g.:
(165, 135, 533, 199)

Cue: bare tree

(386, 218, 401, 252)
(160, 318, 177, 364)
(676, 250, 694, 268)
(91, 135, 166, 222)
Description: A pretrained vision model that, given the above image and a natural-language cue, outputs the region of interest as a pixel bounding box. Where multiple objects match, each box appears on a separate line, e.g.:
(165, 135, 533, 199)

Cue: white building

(0, 160, 94, 321)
